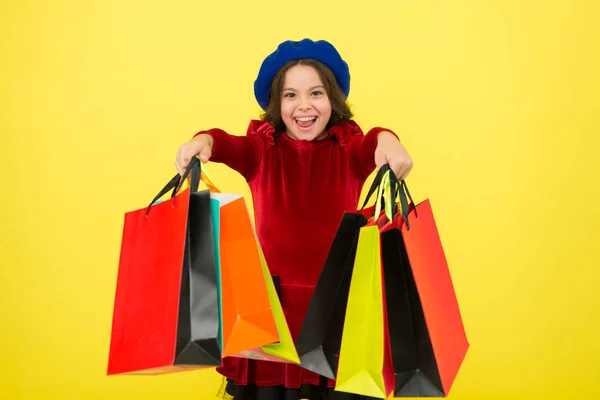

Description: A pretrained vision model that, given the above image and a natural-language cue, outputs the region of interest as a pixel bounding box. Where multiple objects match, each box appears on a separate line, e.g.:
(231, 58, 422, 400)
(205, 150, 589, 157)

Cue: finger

(374, 149, 387, 168)
(188, 142, 204, 164)
(199, 145, 212, 163)
(179, 145, 195, 171)
(398, 159, 414, 180)
(181, 150, 190, 167)
(390, 161, 403, 181)
(176, 147, 186, 174)
(175, 150, 183, 176)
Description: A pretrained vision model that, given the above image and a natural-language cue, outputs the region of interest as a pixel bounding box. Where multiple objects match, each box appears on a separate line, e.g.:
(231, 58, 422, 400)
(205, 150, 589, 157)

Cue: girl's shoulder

(245, 119, 276, 147)
(327, 119, 365, 148)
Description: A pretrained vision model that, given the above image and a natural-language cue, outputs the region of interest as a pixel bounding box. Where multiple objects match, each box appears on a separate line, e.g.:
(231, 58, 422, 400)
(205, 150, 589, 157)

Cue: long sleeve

(346, 126, 399, 181)
(194, 127, 265, 182)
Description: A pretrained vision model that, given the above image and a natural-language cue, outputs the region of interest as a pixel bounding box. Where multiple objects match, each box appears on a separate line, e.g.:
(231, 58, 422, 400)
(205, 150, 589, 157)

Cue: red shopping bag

(107, 158, 221, 375)
(382, 179, 469, 397)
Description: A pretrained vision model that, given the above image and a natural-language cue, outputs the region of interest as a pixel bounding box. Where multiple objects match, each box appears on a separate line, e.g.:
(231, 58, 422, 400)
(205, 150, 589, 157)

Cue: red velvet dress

(197, 120, 396, 393)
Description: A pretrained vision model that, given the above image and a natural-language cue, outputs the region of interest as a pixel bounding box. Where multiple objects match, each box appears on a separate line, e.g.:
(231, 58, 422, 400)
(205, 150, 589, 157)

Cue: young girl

(175, 38, 414, 400)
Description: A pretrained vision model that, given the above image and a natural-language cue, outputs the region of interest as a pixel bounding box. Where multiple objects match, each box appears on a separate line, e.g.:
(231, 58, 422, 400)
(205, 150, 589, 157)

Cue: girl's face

(280, 64, 332, 141)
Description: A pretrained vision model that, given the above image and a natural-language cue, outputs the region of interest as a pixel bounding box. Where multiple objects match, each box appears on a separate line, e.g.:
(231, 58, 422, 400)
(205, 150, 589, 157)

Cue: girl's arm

(347, 127, 413, 182)
(346, 127, 400, 181)
(192, 128, 264, 182)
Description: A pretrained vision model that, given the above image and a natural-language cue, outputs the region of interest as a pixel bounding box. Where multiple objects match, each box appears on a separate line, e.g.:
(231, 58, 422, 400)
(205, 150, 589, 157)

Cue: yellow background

(2, 0, 599, 399)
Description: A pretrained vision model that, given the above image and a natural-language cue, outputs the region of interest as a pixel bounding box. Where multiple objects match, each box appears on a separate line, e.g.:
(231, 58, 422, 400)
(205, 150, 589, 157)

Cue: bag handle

(146, 157, 218, 215)
(361, 164, 401, 222)
(363, 165, 420, 229)
(146, 174, 180, 215)
(394, 179, 418, 230)
(375, 168, 398, 223)
(173, 156, 202, 195)
(360, 166, 390, 210)
(199, 167, 221, 193)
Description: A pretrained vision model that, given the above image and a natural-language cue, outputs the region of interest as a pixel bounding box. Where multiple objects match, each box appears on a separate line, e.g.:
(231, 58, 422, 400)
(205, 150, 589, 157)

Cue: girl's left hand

(374, 131, 414, 180)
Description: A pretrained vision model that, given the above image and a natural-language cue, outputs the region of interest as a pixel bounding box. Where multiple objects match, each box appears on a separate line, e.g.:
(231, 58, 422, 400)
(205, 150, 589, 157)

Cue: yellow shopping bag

(335, 169, 396, 399)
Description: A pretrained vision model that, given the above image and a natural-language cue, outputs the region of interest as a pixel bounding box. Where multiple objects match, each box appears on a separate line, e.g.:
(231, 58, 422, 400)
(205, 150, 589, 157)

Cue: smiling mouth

(294, 116, 317, 129)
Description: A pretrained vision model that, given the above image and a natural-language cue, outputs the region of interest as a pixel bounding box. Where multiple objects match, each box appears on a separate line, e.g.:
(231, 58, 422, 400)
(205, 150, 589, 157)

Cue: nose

(298, 94, 311, 110)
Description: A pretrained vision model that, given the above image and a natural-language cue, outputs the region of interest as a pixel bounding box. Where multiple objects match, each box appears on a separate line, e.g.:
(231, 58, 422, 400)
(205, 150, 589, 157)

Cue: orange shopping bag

(218, 196, 279, 355)
(205, 166, 297, 363)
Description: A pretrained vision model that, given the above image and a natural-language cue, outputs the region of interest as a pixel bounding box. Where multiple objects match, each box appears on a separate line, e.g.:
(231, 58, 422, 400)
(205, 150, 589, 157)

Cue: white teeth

(295, 117, 316, 122)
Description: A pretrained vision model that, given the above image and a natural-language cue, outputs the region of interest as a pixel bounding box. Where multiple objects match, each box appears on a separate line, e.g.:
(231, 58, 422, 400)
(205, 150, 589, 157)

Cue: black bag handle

(173, 156, 201, 196)
(360, 164, 402, 222)
(395, 179, 418, 230)
(146, 157, 202, 215)
(361, 165, 390, 210)
(145, 174, 180, 215)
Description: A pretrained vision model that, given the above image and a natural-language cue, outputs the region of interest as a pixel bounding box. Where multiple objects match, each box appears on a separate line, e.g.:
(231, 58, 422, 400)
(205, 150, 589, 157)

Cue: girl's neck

(284, 130, 328, 142)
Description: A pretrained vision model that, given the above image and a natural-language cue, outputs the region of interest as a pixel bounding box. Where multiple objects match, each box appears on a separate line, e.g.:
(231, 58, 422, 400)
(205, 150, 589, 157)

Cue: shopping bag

(236, 242, 299, 363)
(334, 168, 397, 399)
(212, 188, 298, 363)
(210, 197, 224, 351)
(296, 166, 392, 379)
(382, 181, 469, 397)
(107, 158, 221, 375)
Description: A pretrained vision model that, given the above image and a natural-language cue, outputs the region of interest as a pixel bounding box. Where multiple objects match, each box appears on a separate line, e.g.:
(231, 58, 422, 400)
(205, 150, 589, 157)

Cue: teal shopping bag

(211, 198, 224, 350)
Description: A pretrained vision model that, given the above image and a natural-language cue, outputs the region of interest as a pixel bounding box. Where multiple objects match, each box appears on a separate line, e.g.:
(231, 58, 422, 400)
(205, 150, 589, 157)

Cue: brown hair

(259, 59, 353, 133)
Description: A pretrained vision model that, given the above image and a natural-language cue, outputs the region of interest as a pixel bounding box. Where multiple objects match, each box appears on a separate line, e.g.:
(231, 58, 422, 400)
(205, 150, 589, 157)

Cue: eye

(284, 92, 295, 98)
(312, 91, 323, 96)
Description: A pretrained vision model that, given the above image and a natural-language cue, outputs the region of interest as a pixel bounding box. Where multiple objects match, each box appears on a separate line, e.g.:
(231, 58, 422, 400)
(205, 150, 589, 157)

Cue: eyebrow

(282, 85, 325, 92)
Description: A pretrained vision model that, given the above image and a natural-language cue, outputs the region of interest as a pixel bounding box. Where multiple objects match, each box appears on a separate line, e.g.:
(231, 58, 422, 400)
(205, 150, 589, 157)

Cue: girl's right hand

(175, 134, 214, 176)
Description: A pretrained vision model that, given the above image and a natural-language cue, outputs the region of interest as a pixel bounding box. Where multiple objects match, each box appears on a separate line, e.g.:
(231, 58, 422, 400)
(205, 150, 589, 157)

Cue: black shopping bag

(295, 167, 395, 379)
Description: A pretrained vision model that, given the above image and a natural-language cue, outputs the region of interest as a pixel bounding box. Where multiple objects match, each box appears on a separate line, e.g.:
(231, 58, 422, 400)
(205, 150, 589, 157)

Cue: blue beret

(254, 38, 351, 110)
